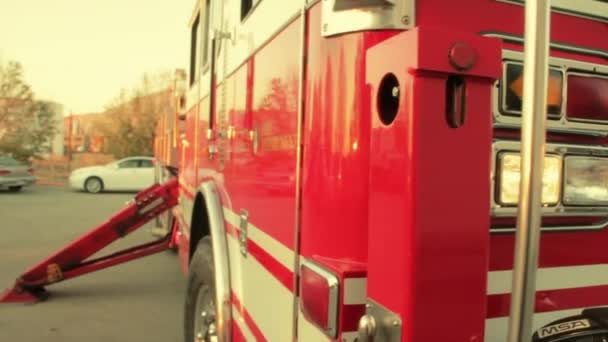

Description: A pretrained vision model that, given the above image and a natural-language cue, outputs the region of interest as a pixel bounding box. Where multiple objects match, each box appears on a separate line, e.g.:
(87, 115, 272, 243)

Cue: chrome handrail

(507, 0, 552, 341)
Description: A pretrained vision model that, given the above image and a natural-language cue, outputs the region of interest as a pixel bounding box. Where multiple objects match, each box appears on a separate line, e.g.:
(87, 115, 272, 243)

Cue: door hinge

(239, 209, 249, 257)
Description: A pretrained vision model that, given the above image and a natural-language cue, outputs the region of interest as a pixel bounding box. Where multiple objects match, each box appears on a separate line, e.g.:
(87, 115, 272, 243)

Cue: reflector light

(567, 74, 608, 122)
(503, 63, 563, 116)
(564, 157, 608, 206)
(0, 170, 10, 176)
(498, 153, 562, 206)
(299, 261, 339, 338)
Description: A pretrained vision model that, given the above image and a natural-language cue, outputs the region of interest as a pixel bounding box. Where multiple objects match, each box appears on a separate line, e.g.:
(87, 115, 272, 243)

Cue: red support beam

(1, 178, 179, 304)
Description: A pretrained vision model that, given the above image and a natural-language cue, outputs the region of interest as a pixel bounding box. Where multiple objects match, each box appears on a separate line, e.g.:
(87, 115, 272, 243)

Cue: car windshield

(0, 157, 20, 166)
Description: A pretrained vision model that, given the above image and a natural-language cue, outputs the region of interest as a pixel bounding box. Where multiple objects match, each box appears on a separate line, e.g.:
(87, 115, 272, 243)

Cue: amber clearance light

(503, 62, 563, 117)
(567, 73, 608, 122)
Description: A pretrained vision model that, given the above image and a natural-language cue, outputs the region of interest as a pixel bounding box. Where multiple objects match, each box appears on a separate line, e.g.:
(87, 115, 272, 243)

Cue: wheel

(8, 186, 22, 192)
(184, 236, 219, 342)
(84, 177, 103, 193)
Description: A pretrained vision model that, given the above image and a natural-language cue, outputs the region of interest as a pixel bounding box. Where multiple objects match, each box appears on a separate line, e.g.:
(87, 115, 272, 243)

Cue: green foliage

(0, 61, 57, 161)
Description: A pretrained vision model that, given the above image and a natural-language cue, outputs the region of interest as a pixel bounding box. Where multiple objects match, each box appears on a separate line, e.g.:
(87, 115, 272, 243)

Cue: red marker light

(299, 262, 339, 337)
(567, 74, 608, 122)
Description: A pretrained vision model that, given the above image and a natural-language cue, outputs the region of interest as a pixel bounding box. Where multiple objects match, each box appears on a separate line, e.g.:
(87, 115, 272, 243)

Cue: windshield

(0, 157, 20, 166)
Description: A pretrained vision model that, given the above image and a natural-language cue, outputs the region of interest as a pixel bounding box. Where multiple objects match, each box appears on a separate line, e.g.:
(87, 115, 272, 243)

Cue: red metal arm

(0, 178, 179, 303)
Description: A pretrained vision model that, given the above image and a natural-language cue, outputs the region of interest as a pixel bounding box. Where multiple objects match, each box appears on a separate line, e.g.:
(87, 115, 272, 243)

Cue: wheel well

(189, 193, 210, 261)
(85, 176, 103, 187)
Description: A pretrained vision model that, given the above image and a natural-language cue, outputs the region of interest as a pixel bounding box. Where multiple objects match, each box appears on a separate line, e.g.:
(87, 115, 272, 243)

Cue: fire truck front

(345, 1, 608, 341)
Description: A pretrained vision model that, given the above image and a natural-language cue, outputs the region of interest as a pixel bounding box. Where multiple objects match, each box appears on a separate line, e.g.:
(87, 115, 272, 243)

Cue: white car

(69, 156, 156, 193)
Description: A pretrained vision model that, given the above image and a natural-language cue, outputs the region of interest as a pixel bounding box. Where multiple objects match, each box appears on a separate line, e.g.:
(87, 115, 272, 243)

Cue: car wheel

(8, 186, 22, 192)
(84, 177, 103, 193)
(184, 236, 218, 342)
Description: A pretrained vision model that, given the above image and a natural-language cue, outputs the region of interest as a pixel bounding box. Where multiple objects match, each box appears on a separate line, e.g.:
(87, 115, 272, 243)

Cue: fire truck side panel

(365, 28, 501, 341)
(179, 0, 308, 340)
(299, 5, 403, 340)
(218, 17, 301, 341)
(300, 3, 397, 264)
(176, 0, 608, 341)
(417, 0, 608, 63)
(413, 1, 608, 340)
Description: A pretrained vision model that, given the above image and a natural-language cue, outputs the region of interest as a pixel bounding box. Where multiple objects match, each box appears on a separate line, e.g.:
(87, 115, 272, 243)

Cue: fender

(199, 181, 232, 342)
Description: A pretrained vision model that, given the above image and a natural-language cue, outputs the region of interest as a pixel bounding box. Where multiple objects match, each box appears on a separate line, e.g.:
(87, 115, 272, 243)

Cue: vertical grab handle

(507, 1, 552, 342)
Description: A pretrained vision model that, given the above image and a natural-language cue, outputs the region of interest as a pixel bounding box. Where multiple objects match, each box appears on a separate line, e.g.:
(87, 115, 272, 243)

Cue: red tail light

(299, 261, 339, 338)
(567, 74, 608, 121)
(0, 170, 10, 176)
(28, 168, 34, 174)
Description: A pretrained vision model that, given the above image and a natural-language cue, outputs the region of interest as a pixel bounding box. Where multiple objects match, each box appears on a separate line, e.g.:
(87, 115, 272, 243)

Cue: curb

(36, 181, 67, 187)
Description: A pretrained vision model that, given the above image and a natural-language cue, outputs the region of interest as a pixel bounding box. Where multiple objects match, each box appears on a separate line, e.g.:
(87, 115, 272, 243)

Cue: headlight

(498, 153, 562, 206)
(564, 157, 608, 205)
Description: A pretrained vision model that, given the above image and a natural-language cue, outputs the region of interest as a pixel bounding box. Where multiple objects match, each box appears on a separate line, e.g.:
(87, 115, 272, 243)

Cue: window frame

(241, 0, 261, 22)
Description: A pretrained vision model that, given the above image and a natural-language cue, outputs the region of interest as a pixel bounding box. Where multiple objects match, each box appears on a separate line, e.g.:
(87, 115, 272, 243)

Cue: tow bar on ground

(0, 178, 179, 304)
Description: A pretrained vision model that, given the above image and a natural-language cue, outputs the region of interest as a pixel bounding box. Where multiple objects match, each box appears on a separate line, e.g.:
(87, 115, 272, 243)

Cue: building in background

(64, 112, 107, 154)
(44, 101, 66, 157)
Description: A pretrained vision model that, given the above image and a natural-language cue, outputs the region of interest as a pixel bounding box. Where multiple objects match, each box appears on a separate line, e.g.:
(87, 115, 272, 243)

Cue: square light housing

(564, 157, 608, 206)
(503, 62, 564, 117)
(498, 153, 562, 206)
(567, 73, 608, 122)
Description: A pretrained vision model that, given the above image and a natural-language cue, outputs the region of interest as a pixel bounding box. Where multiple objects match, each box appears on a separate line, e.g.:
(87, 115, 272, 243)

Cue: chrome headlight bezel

(564, 156, 608, 206)
(491, 141, 608, 220)
(496, 152, 562, 207)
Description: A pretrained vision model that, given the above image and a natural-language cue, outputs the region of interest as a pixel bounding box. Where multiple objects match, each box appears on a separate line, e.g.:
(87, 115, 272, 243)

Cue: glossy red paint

(300, 3, 398, 265)
(222, 19, 300, 251)
(490, 229, 608, 271)
(488, 284, 608, 319)
(418, 0, 608, 64)
(225, 220, 294, 291)
(366, 28, 501, 341)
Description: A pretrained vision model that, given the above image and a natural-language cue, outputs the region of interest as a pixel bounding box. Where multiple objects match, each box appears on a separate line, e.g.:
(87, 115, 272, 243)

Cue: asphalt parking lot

(0, 185, 185, 342)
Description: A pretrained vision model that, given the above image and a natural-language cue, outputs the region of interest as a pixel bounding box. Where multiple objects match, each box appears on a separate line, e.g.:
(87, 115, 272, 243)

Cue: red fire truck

(3, 1, 608, 342)
(152, 69, 187, 237)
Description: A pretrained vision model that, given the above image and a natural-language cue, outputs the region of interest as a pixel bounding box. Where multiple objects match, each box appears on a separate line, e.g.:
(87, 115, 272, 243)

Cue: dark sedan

(0, 156, 36, 192)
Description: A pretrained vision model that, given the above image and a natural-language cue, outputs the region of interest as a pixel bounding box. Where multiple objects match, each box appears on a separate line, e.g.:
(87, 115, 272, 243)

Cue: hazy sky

(0, 0, 193, 115)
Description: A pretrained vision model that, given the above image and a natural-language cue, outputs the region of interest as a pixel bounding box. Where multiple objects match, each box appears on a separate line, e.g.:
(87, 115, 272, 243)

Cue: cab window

(139, 159, 154, 168)
(241, 0, 259, 20)
(189, 14, 200, 86)
(118, 160, 139, 168)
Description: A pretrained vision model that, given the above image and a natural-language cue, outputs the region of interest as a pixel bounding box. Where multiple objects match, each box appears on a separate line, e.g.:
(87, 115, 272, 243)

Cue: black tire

(8, 186, 22, 192)
(84, 177, 103, 193)
(184, 236, 218, 342)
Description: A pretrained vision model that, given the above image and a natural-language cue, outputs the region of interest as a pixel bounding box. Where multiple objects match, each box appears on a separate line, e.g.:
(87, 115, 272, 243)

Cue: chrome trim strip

(492, 49, 608, 137)
(200, 182, 232, 342)
(491, 141, 608, 232)
(300, 258, 340, 338)
(496, 0, 608, 23)
(292, 3, 308, 340)
(481, 32, 608, 60)
(507, 1, 551, 339)
(321, 0, 415, 37)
